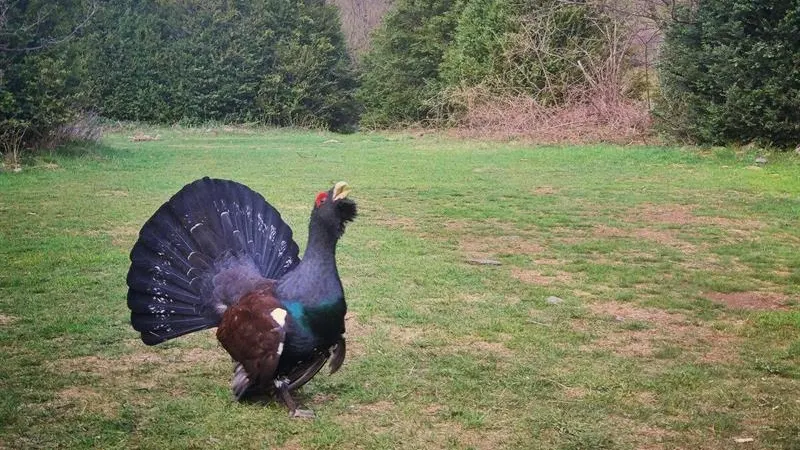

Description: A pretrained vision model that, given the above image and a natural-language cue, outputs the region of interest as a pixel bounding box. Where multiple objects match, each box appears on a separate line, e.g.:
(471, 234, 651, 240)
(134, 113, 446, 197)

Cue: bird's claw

(290, 408, 316, 419)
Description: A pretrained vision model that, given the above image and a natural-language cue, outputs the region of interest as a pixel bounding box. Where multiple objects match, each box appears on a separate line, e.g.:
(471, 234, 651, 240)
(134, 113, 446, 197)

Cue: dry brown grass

(629, 203, 765, 232)
(704, 291, 790, 311)
(130, 133, 160, 142)
(511, 267, 572, 286)
(590, 224, 700, 254)
(347, 311, 514, 363)
(532, 185, 560, 195)
(0, 314, 18, 326)
(576, 301, 744, 363)
(456, 230, 545, 261)
(451, 92, 652, 145)
(72, 224, 141, 249)
(94, 190, 129, 197)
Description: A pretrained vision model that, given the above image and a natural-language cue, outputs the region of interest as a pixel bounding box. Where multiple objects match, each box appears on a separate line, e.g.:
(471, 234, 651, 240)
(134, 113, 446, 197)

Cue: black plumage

(126, 177, 356, 417)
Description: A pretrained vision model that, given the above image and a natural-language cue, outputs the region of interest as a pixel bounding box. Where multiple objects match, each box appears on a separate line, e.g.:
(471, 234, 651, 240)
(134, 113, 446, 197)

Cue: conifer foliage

(1, 0, 360, 154)
(658, 0, 800, 147)
(81, 0, 360, 131)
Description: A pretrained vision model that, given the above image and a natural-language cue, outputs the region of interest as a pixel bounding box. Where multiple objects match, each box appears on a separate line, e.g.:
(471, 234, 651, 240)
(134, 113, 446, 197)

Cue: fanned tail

(126, 177, 300, 345)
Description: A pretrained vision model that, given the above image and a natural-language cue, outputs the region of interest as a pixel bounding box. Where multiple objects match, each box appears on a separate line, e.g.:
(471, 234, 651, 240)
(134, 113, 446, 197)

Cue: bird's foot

(275, 378, 315, 419)
(289, 408, 316, 419)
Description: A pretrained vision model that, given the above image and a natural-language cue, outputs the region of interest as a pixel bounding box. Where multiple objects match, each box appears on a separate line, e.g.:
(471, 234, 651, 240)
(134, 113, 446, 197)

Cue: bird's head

(311, 181, 357, 238)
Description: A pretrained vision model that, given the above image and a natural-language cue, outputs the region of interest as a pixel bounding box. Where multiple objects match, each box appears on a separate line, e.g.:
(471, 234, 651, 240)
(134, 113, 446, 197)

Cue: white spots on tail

(270, 308, 287, 327)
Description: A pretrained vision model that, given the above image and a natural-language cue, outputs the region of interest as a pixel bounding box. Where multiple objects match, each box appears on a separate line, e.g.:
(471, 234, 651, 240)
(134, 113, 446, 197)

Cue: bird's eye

(315, 192, 328, 207)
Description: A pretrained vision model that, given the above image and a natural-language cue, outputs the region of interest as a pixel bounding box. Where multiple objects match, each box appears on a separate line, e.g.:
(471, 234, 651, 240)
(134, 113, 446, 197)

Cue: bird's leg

(274, 378, 315, 419)
(231, 363, 251, 400)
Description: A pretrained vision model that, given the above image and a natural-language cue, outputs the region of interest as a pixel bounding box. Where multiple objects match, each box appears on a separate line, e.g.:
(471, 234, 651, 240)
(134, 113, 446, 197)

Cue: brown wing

(216, 283, 286, 392)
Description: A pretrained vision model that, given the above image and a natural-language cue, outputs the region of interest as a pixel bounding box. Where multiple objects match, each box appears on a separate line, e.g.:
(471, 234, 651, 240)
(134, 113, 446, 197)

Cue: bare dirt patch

(344, 313, 381, 359)
(629, 203, 765, 232)
(273, 439, 304, 450)
(590, 225, 628, 238)
(431, 419, 510, 450)
(578, 301, 743, 362)
(52, 347, 227, 378)
(512, 268, 555, 285)
(0, 314, 18, 326)
(130, 133, 160, 142)
(587, 224, 697, 253)
(511, 268, 571, 286)
(108, 225, 140, 248)
(563, 386, 589, 399)
(345, 313, 450, 361)
(613, 416, 675, 450)
(351, 400, 395, 415)
(310, 393, 337, 406)
(634, 203, 696, 225)
(632, 228, 694, 250)
(458, 339, 514, 359)
(95, 190, 129, 197)
(26, 387, 120, 419)
(347, 312, 514, 363)
(423, 403, 445, 416)
(359, 198, 418, 232)
(534, 258, 561, 266)
(532, 186, 559, 195)
(459, 235, 545, 259)
(73, 225, 140, 248)
(443, 220, 467, 232)
(589, 302, 679, 323)
(634, 391, 658, 407)
(372, 216, 417, 231)
(704, 291, 789, 311)
(58, 387, 118, 417)
(337, 402, 508, 450)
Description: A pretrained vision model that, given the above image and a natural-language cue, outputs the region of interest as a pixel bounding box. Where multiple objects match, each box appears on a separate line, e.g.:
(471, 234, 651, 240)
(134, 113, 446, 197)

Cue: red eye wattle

(315, 192, 328, 207)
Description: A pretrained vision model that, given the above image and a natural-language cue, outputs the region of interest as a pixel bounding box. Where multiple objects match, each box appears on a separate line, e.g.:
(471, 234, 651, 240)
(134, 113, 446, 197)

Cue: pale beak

(332, 181, 351, 201)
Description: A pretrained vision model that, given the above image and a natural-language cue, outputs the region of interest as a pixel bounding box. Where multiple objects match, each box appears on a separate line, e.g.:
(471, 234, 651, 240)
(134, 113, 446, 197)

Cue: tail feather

(134, 315, 212, 345)
(127, 177, 300, 345)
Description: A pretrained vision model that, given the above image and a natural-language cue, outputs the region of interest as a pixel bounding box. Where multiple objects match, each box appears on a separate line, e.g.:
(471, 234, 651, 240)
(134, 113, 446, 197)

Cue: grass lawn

(1, 128, 798, 449)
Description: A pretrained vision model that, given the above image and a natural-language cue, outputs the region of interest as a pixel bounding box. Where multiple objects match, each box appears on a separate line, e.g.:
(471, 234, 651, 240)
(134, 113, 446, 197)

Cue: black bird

(126, 177, 357, 417)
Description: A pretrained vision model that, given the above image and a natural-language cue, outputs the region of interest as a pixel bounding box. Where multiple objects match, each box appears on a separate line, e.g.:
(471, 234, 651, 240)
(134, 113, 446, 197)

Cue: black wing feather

(126, 177, 300, 345)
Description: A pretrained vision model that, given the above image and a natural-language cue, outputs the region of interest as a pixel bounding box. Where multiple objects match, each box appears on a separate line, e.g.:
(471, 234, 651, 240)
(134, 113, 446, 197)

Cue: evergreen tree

(658, 0, 800, 147)
(357, 0, 462, 127)
(80, 0, 360, 131)
(1, 1, 93, 149)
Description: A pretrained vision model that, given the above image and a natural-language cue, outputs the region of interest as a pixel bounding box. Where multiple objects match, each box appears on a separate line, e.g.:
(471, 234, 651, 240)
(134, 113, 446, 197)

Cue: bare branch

(0, 0, 98, 53)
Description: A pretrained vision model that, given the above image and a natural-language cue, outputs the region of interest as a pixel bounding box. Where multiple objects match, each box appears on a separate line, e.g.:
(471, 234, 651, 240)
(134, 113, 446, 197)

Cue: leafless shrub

(1, 113, 104, 172)
(326, 0, 393, 54)
(53, 112, 103, 143)
(451, 87, 652, 145)
(29, 112, 105, 153)
(1, 124, 26, 172)
(446, 2, 654, 144)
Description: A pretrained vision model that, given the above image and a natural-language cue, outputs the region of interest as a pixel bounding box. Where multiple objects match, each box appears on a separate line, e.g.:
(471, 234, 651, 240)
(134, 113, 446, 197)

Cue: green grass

(1, 127, 799, 449)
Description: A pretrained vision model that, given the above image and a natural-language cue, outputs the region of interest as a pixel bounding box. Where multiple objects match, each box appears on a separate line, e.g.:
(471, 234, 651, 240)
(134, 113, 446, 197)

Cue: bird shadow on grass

(236, 388, 319, 407)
